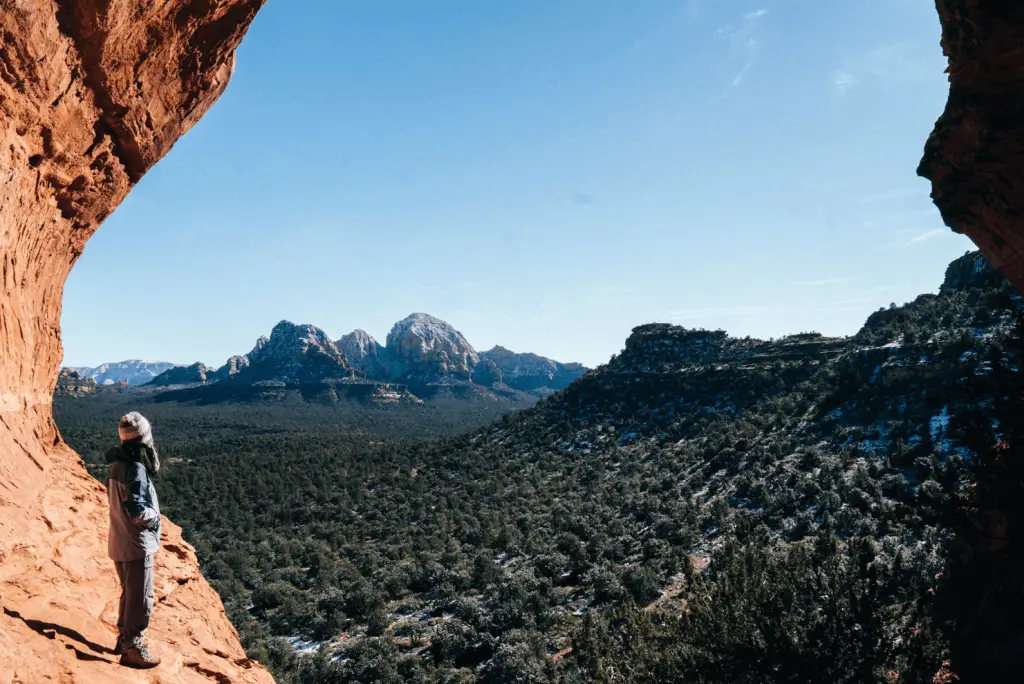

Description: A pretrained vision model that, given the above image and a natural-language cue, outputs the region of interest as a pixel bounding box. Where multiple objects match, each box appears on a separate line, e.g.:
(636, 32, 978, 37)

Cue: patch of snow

(930, 408, 949, 443)
(287, 637, 322, 655)
(860, 439, 889, 456)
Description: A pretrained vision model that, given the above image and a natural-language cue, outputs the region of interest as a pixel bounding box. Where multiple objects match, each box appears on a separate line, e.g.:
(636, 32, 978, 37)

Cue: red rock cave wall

(0, 2, 273, 682)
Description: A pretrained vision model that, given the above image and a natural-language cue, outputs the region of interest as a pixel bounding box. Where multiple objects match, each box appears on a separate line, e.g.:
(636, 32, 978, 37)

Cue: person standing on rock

(106, 411, 162, 669)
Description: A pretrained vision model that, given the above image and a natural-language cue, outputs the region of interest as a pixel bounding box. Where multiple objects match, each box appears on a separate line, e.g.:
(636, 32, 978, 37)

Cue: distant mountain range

(67, 360, 177, 386)
(61, 314, 589, 403)
(336, 313, 587, 393)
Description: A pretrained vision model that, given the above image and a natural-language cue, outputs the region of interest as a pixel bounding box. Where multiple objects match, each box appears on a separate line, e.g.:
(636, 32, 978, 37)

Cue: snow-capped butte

(239, 321, 353, 384)
(72, 360, 178, 385)
(334, 313, 588, 393)
(384, 313, 480, 384)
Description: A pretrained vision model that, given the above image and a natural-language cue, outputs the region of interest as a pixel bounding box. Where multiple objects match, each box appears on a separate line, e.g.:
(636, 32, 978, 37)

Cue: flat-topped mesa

(919, 2, 1024, 292)
(617, 325, 848, 374)
(0, 2, 270, 683)
(745, 334, 849, 364)
(621, 325, 730, 367)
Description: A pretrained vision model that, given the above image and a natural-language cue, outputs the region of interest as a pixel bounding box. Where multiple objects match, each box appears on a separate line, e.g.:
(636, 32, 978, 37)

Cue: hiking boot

(120, 643, 160, 669)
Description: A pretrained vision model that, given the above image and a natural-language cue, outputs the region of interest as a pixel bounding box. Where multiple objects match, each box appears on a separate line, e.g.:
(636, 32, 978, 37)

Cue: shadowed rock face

(479, 345, 588, 392)
(0, 2, 271, 682)
(919, 1, 1024, 292)
(920, 6, 1024, 681)
(339, 329, 388, 377)
(149, 362, 212, 386)
(237, 320, 354, 383)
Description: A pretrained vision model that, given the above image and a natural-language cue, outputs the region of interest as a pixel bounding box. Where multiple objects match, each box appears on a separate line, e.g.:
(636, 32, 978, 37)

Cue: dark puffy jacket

(106, 445, 161, 561)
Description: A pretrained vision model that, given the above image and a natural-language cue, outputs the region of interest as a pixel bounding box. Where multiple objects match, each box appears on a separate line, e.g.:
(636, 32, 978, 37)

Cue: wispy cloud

(883, 227, 949, 249)
(855, 187, 927, 205)
(862, 43, 933, 81)
(832, 70, 858, 94)
(794, 277, 857, 288)
(862, 207, 940, 230)
(714, 8, 769, 94)
(832, 42, 934, 96)
(902, 228, 946, 245)
(823, 297, 875, 307)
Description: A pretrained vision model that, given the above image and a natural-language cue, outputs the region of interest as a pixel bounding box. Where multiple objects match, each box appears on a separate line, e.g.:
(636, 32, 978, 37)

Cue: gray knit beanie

(118, 411, 153, 445)
(118, 412, 160, 475)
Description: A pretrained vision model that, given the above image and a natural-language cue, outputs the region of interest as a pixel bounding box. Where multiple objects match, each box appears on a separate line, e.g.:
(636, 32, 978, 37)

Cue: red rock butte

(0, 0, 1022, 682)
(0, 1, 273, 681)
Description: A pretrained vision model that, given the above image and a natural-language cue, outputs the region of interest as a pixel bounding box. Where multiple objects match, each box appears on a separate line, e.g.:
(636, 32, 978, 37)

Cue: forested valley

(55, 253, 1023, 683)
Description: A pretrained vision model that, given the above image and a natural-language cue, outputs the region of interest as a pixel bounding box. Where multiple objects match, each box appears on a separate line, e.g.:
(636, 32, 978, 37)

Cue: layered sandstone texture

(0, 1, 272, 682)
(919, 1, 1024, 291)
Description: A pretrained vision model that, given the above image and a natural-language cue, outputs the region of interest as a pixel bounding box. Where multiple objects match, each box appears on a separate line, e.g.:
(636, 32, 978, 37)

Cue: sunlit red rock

(0, 1, 271, 682)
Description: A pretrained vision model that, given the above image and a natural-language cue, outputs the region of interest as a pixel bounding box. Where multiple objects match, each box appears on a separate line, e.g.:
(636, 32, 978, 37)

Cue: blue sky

(62, 0, 971, 369)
